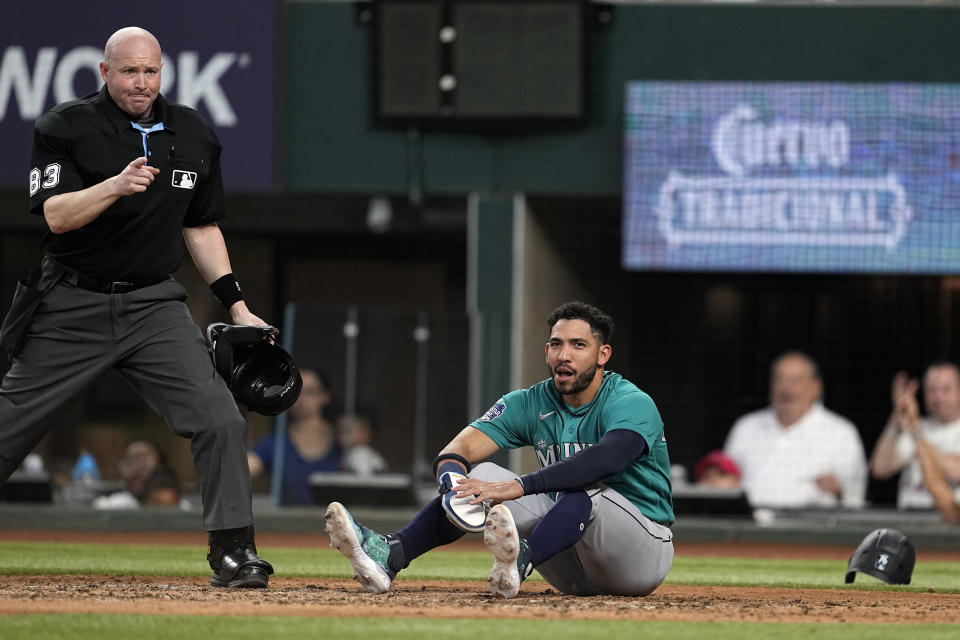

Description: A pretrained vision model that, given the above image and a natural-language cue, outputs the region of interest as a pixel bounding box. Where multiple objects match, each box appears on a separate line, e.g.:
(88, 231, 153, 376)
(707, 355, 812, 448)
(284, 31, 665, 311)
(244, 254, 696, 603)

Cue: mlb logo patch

(172, 170, 197, 189)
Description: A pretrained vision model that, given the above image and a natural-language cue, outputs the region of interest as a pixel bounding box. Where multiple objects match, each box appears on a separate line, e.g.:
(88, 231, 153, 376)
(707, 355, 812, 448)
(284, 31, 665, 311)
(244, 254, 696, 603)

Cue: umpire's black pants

(0, 276, 252, 531)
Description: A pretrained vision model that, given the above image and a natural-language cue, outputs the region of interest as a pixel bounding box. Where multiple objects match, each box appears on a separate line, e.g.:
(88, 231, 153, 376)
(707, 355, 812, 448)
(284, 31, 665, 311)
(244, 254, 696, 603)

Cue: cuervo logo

(656, 102, 913, 250)
(711, 104, 850, 176)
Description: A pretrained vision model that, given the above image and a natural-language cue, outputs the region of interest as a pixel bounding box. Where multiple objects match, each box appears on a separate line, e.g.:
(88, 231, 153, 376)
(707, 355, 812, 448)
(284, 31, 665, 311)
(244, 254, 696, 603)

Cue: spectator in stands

(870, 362, 960, 511)
(338, 412, 388, 476)
(693, 450, 741, 489)
(94, 440, 189, 510)
(900, 418, 960, 523)
(247, 368, 342, 505)
(723, 351, 868, 509)
(141, 466, 191, 509)
(14, 452, 47, 479)
(93, 440, 159, 509)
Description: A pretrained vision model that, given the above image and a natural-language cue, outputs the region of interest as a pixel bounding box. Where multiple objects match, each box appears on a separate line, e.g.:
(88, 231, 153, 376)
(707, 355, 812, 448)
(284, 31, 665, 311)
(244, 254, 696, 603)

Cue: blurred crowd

(11, 352, 960, 520)
(246, 368, 387, 505)
(9, 366, 388, 509)
(687, 352, 960, 523)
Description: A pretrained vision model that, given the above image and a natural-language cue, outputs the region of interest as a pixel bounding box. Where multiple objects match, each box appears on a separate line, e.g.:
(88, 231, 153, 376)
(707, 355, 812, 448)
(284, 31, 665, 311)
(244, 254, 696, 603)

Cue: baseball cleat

(325, 501, 394, 593)
(484, 504, 522, 599)
(440, 471, 487, 532)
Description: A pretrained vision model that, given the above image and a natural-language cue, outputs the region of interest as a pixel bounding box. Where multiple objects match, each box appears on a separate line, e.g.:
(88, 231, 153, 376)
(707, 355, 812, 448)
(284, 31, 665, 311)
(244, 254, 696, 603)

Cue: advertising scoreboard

(624, 82, 960, 273)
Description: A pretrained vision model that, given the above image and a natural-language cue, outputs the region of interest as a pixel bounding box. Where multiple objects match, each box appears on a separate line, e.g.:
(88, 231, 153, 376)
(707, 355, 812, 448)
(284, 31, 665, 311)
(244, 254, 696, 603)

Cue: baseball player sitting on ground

(325, 301, 674, 598)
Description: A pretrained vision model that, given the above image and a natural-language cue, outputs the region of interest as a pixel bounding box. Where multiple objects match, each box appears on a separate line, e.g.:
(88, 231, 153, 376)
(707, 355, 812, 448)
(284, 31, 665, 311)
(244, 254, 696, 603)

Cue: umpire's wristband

(210, 273, 244, 310)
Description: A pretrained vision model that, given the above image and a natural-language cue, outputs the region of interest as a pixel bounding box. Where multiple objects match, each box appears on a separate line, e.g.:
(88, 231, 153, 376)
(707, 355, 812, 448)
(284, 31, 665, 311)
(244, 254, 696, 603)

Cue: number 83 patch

(29, 163, 61, 196)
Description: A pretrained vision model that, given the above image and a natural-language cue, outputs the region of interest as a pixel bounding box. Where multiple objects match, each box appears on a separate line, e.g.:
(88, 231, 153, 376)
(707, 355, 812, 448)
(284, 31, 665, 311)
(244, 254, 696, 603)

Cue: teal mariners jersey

(470, 370, 675, 525)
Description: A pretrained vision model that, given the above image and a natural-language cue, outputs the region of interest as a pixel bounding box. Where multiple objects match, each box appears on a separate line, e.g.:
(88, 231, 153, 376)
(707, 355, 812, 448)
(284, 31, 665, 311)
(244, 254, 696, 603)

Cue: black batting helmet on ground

(845, 528, 915, 585)
(206, 323, 302, 416)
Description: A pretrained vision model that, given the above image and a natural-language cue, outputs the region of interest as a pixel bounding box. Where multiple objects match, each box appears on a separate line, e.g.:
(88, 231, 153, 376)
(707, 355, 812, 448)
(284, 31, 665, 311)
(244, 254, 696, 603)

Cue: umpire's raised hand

(113, 156, 160, 195)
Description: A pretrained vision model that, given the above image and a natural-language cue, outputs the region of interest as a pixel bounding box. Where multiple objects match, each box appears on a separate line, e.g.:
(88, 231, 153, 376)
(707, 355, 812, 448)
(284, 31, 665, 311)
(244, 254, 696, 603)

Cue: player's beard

(553, 363, 598, 396)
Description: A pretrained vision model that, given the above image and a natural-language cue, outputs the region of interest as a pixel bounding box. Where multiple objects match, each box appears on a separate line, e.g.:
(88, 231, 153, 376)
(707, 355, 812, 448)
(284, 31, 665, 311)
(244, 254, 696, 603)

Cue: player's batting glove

(438, 471, 486, 533)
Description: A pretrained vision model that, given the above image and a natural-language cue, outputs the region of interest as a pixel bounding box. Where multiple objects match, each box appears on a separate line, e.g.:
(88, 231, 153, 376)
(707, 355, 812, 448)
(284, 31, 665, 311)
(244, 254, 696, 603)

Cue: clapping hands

(891, 371, 921, 435)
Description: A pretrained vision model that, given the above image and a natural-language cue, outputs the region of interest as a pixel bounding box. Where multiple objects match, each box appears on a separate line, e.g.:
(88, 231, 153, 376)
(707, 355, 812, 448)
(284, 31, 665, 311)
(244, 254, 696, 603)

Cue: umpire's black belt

(63, 270, 167, 294)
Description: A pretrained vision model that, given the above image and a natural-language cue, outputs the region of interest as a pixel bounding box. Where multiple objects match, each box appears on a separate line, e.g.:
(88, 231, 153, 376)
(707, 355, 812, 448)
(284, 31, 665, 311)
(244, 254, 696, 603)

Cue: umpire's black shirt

(28, 85, 225, 283)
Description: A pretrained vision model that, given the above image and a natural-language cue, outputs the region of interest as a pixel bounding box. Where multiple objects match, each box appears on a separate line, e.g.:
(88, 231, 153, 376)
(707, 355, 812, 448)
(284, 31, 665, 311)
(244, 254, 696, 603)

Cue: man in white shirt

(870, 362, 960, 510)
(905, 418, 960, 523)
(724, 351, 868, 509)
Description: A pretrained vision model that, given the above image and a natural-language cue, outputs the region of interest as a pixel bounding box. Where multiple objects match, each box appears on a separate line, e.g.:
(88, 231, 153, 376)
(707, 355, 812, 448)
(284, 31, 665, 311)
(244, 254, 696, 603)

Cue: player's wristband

(432, 452, 471, 477)
(210, 273, 244, 310)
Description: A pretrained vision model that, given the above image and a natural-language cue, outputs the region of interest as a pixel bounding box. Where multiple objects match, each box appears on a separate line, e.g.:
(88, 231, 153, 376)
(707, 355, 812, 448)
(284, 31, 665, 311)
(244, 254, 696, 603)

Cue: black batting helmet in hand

(206, 323, 302, 416)
(845, 528, 915, 585)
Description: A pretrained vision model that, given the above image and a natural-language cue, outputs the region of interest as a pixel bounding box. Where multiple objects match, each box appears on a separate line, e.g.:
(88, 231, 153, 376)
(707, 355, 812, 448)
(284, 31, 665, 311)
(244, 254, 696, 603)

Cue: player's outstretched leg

(325, 501, 396, 593)
(484, 504, 532, 599)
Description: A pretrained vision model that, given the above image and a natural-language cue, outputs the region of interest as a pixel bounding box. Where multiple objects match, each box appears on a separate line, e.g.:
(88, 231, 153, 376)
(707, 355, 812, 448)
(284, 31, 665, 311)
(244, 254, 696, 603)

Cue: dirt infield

(2, 531, 959, 624)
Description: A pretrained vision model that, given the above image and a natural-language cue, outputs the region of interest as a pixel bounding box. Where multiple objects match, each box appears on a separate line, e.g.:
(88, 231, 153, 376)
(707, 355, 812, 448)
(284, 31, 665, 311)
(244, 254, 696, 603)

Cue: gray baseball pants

(0, 275, 251, 531)
(471, 462, 674, 596)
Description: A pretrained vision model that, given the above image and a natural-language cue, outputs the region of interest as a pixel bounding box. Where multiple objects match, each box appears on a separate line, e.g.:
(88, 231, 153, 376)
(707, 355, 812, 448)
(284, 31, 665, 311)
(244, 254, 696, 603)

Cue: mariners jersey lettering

(472, 371, 674, 524)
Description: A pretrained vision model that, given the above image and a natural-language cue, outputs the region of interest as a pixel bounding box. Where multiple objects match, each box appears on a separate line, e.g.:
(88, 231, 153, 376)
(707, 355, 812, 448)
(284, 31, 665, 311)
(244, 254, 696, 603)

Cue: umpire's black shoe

(207, 525, 274, 588)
